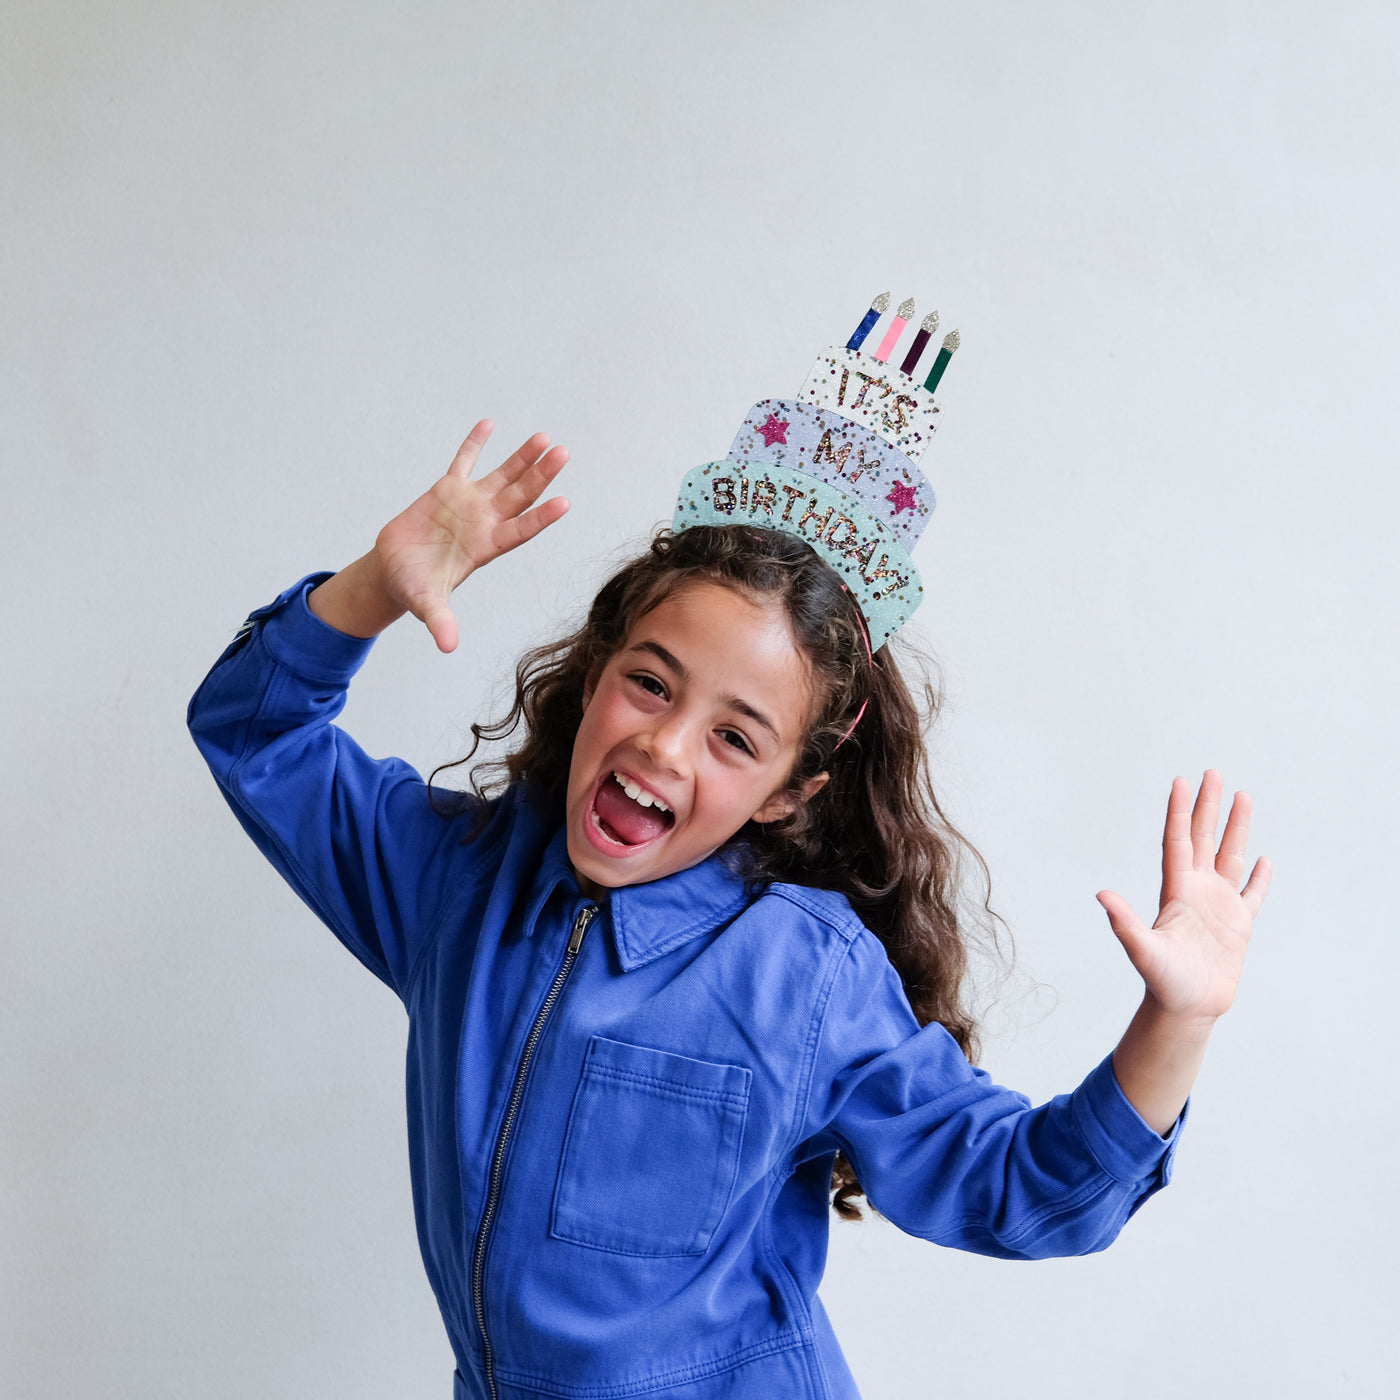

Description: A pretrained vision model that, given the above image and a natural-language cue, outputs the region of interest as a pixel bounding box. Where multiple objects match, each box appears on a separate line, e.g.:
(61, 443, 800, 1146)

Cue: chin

(565, 830, 622, 895)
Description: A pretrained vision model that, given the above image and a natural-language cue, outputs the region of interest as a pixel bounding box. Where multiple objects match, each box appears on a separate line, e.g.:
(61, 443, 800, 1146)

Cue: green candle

(923, 329, 960, 394)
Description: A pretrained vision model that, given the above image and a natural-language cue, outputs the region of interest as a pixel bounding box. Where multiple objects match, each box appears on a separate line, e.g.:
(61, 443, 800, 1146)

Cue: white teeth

(613, 771, 670, 814)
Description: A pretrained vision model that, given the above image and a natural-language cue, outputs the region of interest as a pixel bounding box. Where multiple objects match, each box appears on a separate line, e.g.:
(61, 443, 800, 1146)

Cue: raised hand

(1098, 771, 1271, 1022)
(309, 420, 570, 652)
(373, 421, 570, 652)
(1101, 772, 1272, 1134)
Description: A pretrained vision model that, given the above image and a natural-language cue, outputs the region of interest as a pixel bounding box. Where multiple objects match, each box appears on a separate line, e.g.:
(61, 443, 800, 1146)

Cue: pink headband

(833, 586, 873, 752)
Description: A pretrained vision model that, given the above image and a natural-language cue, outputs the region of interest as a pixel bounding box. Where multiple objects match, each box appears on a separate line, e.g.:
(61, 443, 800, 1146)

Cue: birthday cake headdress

(673, 292, 959, 648)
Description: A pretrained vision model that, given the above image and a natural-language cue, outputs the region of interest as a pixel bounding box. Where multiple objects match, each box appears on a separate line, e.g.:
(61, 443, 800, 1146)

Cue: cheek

(570, 683, 625, 771)
(567, 703, 605, 796)
(570, 708, 600, 773)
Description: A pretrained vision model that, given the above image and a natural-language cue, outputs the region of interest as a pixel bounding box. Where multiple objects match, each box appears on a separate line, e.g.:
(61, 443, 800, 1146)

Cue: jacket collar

(523, 821, 755, 973)
(609, 849, 754, 971)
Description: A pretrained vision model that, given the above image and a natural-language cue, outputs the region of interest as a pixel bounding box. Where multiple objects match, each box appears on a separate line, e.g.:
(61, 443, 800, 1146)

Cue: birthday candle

(846, 292, 890, 351)
(899, 310, 939, 377)
(923, 329, 961, 394)
(873, 297, 916, 363)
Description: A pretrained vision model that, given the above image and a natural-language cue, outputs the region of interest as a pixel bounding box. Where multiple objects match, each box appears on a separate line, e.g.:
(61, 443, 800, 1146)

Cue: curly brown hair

(435, 524, 1001, 1219)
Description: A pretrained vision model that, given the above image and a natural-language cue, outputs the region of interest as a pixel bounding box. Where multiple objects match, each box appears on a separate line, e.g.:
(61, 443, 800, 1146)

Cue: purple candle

(899, 310, 940, 377)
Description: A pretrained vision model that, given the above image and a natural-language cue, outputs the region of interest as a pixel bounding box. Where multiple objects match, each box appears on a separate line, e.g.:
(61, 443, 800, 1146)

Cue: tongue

(594, 777, 670, 846)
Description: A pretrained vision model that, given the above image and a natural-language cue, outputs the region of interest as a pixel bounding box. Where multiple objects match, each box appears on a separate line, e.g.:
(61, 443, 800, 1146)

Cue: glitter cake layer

(799, 347, 941, 460)
(673, 461, 922, 648)
(729, 399, 933, 551)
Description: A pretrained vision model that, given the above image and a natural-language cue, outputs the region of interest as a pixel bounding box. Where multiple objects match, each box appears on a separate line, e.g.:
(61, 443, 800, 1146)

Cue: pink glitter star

(756, 413, 790, 447)
(886, 480, 919, 515)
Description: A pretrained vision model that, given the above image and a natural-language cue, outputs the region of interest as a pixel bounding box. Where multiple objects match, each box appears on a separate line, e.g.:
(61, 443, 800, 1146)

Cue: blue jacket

(188, 575, 1181, 1400)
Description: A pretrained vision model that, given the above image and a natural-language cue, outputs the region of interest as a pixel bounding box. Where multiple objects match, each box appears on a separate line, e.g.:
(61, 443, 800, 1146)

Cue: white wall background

(3, 2, 1396, 1396)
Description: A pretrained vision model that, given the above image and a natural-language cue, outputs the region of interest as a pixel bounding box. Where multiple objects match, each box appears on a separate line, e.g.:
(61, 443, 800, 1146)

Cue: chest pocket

(551, 1036, 751, 1258)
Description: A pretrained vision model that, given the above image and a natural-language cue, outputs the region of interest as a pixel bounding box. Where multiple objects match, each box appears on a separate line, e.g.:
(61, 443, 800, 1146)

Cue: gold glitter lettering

(797, 497, 834, 540)
(826, 514, 859, 552)
(711, 477, 737, 514)
(846, 448, 874, 484)
(862, 551, 909, 593)
(837, 367, 850, 406)
(749, 477, 777, 517)
(779, 483, 806, 522)
(739, 475, 749, 511)
(844, 539, 877, 571)
(850, 372, 893, 410)
(812, 429, 852, 476)
(883, 394, 918, 433)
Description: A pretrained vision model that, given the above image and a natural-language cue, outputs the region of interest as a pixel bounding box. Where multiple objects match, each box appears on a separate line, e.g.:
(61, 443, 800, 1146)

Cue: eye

(629, 672, 667, 699)
(719, 728, 754, 756)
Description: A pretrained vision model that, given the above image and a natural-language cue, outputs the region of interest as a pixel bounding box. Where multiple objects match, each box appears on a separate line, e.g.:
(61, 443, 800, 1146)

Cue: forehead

(621, 582, 815, 734)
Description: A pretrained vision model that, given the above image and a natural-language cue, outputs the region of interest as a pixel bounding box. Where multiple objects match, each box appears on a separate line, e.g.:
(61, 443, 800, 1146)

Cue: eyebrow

(630, 639, 782, 742)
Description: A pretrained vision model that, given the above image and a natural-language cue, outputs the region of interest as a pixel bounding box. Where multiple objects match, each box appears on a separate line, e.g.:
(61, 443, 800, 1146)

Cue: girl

(189, 420, 1269, 1400)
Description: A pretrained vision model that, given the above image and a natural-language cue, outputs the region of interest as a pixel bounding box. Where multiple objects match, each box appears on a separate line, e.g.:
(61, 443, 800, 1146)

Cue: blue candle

(847, 291, 890, 351)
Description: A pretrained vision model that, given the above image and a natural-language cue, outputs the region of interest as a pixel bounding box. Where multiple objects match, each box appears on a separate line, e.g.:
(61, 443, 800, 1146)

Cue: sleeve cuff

(1069, 1053, 1187, 1184)
(248, 573, 378, 686)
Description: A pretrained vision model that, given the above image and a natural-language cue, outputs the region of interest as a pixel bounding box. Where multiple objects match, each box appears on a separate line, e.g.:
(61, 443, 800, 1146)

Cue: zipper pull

(567, 905, 596, 956)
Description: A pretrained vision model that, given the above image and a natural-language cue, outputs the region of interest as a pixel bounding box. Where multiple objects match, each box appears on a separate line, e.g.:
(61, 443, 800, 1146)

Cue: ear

(752, 771, 829, 825)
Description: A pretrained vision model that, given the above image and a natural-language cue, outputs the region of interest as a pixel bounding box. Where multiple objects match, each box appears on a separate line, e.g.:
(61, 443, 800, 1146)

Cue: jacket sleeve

(802, 929, 1183, 1260)
(187, 573, 478, 998)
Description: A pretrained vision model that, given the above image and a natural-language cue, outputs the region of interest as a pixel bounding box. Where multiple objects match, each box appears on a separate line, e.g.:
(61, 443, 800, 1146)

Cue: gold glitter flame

(872, 291, 891, 312)
(920, 311, 940, 333)
(896, 297, 917, 319)
(942, 330, 961, 350)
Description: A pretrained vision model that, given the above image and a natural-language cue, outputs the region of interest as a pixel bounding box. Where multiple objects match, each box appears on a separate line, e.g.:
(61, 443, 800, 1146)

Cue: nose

(637, 708, 694, 776)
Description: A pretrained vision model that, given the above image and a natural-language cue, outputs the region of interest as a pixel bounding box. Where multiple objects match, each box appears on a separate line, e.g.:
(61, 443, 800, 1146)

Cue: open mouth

(590, 771, 676, 849)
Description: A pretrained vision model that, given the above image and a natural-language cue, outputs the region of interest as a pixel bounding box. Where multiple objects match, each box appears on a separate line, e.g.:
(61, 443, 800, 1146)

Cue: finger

(420, 599, 459, 654)
(1161, 776, 1194, 884)
(1097, 890, 1153, 964)
(444, 420, 496, 480)
(1240, 855, 1272, 918)
(1215, 789, 1252, 885)
(1190, 769, 1223, 870)
(492, 494, 571, 554)
(480, 431, 555, 493)
(492, 443, 570, 516)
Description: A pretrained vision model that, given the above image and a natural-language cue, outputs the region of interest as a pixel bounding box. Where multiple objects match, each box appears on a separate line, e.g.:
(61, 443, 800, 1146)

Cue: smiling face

(565, 580, 829, 896)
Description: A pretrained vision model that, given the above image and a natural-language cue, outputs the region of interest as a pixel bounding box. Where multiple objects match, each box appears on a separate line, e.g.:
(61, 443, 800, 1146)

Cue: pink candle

(873, 297, 916, 363)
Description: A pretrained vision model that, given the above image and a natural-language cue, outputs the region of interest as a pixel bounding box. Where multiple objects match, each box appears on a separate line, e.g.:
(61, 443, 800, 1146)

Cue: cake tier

(673, 461, 923, 649)
(729, 398, 933, 550)
(799, 347, 940, 461)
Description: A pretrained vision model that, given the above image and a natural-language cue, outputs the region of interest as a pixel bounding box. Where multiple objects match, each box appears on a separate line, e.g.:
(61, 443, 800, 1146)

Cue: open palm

(374, 420, 570, 653)
(1098, 772, 1271, 1021)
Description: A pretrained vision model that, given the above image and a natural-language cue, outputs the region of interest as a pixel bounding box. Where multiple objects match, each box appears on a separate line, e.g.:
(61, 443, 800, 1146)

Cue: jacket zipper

(471, 902, 596, 1399)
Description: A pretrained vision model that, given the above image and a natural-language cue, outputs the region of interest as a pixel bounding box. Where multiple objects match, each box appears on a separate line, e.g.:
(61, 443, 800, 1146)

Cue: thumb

(1097, 889, 1151, 963)
(419, 598, 459, 654)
